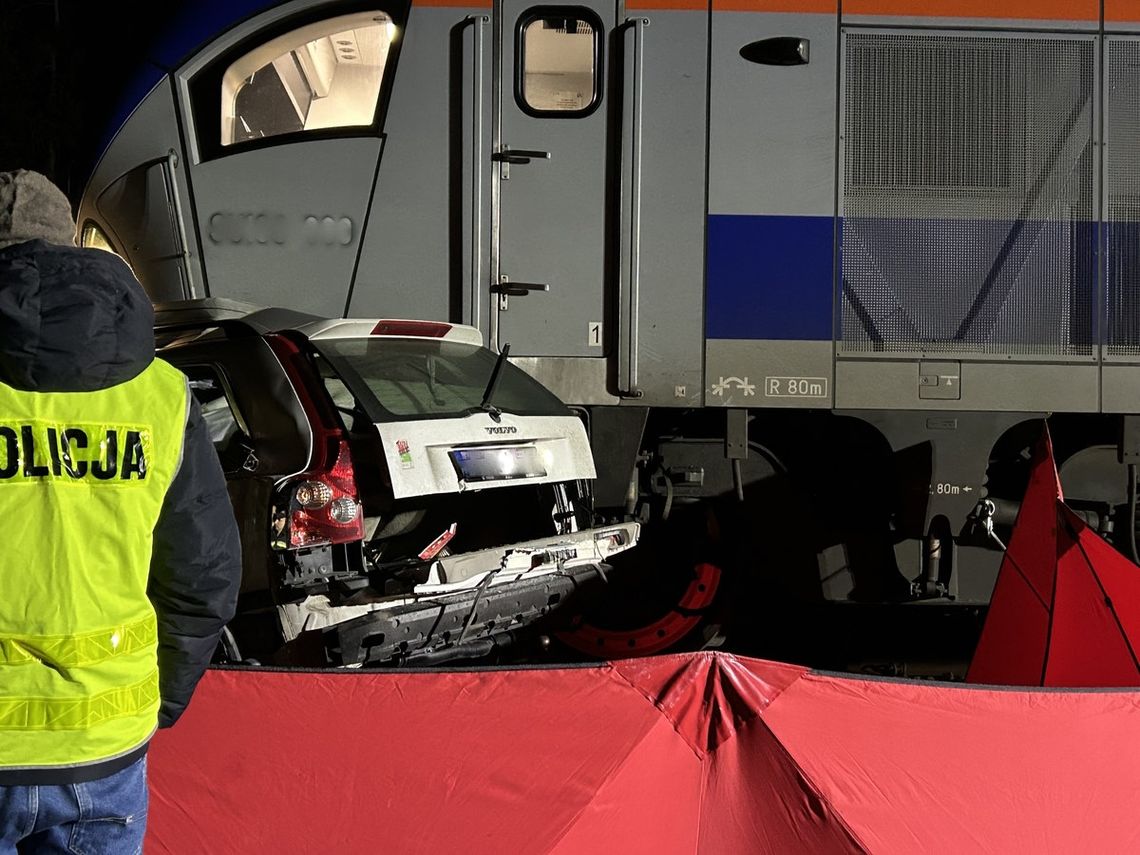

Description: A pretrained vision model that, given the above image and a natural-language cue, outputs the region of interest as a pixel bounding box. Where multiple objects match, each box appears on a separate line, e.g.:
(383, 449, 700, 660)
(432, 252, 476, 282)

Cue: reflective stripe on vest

(0, 616, 157, 668)
(0, 358, 187, 767)
(0, 671, 160, 731)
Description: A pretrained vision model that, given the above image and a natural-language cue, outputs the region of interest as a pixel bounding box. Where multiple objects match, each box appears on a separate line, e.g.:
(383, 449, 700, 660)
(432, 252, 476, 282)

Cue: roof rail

(153, 297, 264, 328)
(153, 298, 328, 335)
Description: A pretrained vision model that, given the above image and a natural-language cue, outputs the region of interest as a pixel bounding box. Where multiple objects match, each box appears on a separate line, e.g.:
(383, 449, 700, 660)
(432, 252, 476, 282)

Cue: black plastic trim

(740, 36, 810, 66)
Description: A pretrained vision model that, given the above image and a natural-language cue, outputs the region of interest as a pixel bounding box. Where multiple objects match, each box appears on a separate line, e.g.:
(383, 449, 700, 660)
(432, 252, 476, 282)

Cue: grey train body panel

(77, 78, 204, 302)
(616, 9, 707, 408)
(1106, 12, 1140, 34)
(835, 361, 1100, 413)
(707, 11, 836, 218)
(79, 0, 1140, 618)
(350, 4, 485, 323)
(495, 0, 611, 359)
(706, 9, 838, 409)
(168, 2, 393, 316)
(187, 136, 381, 314)
(706, 340, 834, 410)
(1102, 33, 1140, 410)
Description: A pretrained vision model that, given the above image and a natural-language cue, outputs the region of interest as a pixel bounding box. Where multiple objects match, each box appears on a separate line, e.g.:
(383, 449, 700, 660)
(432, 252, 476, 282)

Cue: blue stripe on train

(706, 214, 835, 341)
(708, 214, 1105, 344)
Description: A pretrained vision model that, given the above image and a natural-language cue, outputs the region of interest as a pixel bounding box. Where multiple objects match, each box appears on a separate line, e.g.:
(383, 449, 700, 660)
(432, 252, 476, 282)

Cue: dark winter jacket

(0, 240, 241, 784)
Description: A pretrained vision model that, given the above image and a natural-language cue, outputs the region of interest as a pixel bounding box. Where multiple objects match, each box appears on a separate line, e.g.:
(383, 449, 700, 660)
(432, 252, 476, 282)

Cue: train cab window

(517, 8, 601, 117)
(220, 11, 396, 146)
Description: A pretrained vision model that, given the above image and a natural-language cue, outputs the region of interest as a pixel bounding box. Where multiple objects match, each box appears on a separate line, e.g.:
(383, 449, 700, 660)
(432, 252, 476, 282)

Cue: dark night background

(0, 2, 185, 208)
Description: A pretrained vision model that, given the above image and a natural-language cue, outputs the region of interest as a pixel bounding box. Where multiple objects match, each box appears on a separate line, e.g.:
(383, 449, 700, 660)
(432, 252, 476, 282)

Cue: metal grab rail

(619, 17, 649, 398)
(467, 15, 489, 332)
(163, 150, 196, 298)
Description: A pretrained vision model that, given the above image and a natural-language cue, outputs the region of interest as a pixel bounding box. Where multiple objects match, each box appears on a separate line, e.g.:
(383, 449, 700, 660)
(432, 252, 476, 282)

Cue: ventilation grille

(841, 34, 1095, 357)
(1106, 40, 1140, 356)
(846, 39, 1017, 192)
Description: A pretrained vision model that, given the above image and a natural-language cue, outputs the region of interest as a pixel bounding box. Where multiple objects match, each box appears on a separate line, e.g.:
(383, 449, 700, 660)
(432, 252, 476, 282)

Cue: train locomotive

(77, 0, 1140, 660)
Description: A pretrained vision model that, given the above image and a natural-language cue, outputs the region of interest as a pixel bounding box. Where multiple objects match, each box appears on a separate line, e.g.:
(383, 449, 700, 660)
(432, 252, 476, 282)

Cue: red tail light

(265, 333, 365, 550)
(288, 440, 364, 548)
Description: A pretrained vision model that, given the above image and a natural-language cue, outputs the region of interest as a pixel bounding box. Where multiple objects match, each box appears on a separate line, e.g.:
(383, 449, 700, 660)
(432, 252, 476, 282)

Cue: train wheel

(554, 503, 730, 658)
(556, 561, 723, 657)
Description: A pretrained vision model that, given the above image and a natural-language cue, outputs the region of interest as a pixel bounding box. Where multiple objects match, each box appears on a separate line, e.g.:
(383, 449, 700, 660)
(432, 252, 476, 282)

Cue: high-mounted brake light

(371, 320, 451, 337)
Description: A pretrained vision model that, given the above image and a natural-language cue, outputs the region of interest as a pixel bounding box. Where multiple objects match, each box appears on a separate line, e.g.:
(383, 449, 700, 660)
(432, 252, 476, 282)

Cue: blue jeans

(0, 756, 147, 855)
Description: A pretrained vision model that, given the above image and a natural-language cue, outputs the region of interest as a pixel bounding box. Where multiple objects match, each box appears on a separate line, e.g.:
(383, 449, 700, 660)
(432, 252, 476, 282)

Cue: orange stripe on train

(1106, 0, 1140, 21)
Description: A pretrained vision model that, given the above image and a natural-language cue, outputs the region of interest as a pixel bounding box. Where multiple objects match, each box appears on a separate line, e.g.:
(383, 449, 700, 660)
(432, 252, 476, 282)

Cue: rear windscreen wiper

(478, 343, 510, 423)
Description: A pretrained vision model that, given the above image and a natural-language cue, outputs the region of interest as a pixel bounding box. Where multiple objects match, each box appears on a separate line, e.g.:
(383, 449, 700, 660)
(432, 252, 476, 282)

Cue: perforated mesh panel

(1106, 40, 1140, 356)
(841, 34, 1095, 357)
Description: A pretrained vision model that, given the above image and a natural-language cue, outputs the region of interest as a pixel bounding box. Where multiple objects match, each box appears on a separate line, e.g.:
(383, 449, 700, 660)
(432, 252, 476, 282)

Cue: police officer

(0, 169, 241, 852)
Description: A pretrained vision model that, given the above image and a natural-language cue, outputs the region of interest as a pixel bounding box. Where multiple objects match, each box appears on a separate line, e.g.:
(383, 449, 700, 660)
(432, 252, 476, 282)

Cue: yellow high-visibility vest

(0, 358, 187, 772)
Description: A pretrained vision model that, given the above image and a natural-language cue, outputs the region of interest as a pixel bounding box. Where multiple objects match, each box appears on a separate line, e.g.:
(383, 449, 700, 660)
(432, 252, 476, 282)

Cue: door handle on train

(491, 281, 549, 296)
(491, 148, 551, 165)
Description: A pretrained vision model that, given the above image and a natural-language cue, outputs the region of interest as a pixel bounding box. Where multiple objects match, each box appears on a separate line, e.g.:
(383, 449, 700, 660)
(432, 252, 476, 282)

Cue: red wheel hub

(556, 562, 722, 657)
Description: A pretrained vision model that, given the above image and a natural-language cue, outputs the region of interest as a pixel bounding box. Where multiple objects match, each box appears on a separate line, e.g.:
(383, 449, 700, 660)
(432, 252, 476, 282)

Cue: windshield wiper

(478, 343, 510, 423)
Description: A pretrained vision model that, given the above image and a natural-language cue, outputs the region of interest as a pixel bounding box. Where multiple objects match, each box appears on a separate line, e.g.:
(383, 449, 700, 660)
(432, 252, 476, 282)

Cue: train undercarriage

(560, 405, 1140, 675)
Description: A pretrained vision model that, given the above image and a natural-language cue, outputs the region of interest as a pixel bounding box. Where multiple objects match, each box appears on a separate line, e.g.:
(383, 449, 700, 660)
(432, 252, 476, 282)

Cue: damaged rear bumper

(326, 564, 601, 665)
(286, 522, 640, 665)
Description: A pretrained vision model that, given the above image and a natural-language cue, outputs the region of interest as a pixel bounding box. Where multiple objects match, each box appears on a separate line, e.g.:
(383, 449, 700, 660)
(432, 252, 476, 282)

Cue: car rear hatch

(277, 323, 639, 660)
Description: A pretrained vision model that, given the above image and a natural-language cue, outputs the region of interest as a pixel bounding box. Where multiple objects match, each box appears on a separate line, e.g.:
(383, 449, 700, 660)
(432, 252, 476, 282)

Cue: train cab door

(173, 6, 404, 317)
(494, 2, 612, 357)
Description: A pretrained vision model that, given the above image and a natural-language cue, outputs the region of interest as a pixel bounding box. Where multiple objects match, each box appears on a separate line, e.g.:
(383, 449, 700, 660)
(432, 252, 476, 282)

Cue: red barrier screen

(148, 653, 1140, 854)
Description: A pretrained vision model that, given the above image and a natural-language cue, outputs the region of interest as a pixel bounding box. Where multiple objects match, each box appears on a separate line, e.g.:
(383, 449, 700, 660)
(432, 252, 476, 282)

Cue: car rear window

(312, 338, 571, 421)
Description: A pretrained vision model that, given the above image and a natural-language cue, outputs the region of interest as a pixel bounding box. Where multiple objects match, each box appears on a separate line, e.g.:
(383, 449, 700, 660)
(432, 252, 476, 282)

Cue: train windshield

(313, 338, 571, 422)
(222, 11, 396, 146)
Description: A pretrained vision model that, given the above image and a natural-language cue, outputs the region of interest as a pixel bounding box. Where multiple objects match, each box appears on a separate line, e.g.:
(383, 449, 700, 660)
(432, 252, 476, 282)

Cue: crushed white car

(157, 300, 639, 666)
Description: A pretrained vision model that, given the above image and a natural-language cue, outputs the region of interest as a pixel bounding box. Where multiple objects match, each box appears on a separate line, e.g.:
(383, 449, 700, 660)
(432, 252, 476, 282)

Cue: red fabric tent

(968, 427, 1140, 686)
(147, 652, 1140, 853)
